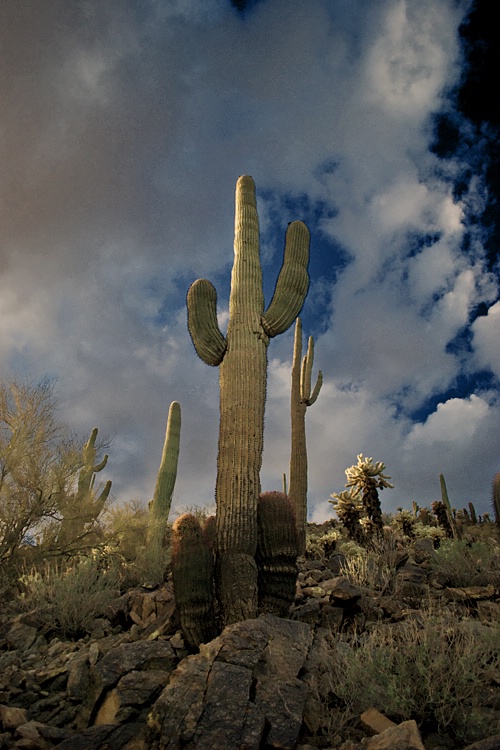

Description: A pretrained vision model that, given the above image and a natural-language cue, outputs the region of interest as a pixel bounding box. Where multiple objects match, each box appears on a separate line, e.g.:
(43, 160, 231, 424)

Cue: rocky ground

(0, 528, 499, 750)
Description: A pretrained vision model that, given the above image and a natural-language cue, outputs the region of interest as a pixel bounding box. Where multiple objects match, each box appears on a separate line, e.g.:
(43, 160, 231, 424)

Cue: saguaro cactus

(187, 175, 310, 625)
(146, 401, 181, 575)
(289, 317, 322, 554)
(439, 473, 459, 539)
(58, 427, 111, 548)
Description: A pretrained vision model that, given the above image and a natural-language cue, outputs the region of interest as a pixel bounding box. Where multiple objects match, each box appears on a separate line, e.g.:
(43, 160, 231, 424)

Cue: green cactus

(256, 491, 299, 617)
(289, 317, 323, 555)
(171, 513, 217, 649)
(345, 454, 393, 534)
(439, 473, 459, 539)
(492, 472, 500, 526)
(431, 500, 453, 538)
(412, 500, 420, 517)
(57, 427, 111, 548)
(187, 175, 310, 625)
(146, 401, 181, 577)
(468, 501, 478, 525)
(329, 488, 364, 543)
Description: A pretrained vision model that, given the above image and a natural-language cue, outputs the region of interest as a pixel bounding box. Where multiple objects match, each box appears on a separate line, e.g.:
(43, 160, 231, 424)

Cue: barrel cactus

(171, 513, 217, 649)
(256, 491, 299, 617)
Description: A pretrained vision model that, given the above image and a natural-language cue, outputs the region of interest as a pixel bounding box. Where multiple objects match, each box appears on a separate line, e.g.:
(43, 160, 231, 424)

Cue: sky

(1, 0, 499, 523)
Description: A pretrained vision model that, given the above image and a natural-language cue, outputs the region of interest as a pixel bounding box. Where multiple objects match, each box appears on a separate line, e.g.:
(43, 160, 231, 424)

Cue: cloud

(0, 0, 497, 527)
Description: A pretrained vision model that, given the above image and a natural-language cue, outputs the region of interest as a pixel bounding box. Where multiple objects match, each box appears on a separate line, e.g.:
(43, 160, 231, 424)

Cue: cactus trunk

(289, 318, 322, 554)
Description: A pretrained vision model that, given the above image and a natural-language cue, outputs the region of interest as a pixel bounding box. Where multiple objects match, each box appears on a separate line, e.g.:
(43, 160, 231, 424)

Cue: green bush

(325, 609, 500, 743)
(430, 539, 500, 587)
(18, 556, 120, 638)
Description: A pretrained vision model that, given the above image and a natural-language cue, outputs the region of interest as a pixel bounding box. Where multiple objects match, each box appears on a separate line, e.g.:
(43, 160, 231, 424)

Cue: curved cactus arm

(300, 336, 323, 406)
(261, 221, 310, 338)
(187, 279, 227, 366)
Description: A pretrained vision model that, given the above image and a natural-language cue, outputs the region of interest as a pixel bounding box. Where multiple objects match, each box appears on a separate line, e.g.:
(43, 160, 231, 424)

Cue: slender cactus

(187, 175, 310, 625)
(468, 501, 478, 525)
(492, 472, 500, 526)
(146, 401, 181, 575)
(289, 317, 322, 554)
(57, 427, 111, 547)
(439, 473, 459, 539)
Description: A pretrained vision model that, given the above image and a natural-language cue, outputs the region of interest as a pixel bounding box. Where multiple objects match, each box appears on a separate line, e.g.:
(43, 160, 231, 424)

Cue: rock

(94, 670, 171, 725)
(0, 705, 28, 730)
(326, 576, 363, 603)
(360, 708, 396, 734)
(83, 640, 177, 728)
(442, 585, 496, 602)
(148, 613, 313, 750)
(461, 735, 500, 750)
(363, 719, 426, 750)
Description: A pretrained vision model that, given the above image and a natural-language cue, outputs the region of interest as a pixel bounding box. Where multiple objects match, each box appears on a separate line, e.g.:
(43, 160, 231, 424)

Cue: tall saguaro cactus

(146, 401, 181, 574)
(289, 317, 322, 554)
(58, 427, 111, 548)
(187, 175, 310, 625)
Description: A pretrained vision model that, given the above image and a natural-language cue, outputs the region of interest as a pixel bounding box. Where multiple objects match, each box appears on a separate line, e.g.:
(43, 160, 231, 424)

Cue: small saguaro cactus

(256, 491, 299, 617)
(57, 427, 111, 548)
(171, 513, 217, 649)
(187, 175, 310, 626)
(439, 473, 459, 539)
(289, 317, 323, 555)
(492, 472, 500, 526)
(146, 401, 181, 577)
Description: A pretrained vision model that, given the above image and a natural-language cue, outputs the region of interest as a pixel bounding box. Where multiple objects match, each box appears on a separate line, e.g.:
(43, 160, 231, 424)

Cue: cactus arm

(300, 336, 323, 406)
(261, 221, 310, 338)
(187, 279, 227, 366)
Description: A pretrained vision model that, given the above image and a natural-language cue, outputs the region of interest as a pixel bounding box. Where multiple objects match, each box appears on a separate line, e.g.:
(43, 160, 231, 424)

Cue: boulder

(147, 613, 313, 750)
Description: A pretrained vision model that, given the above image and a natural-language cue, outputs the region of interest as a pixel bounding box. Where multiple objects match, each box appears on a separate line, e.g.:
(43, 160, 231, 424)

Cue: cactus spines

(146, 402, 181, 574)
(330, 489, 364, 543)
(492, 472, 500, 526)
(186, 175, 310, 626)
(58, 427, 111, 547)
(289, 317, 323, 555)
(439, 473, 459, 539)
(431, 500, 453, 538)
(171, 513, 217, 649)
(256, 491, 299, 617)
(345, 454, 393, 534)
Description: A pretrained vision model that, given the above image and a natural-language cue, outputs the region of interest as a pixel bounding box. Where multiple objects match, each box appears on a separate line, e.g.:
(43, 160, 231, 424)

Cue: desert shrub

(305, 528, 341, 560)
(338, 537, 399, 592)
(323, 609, 500, 743)
(17, 555, 120, 638)
(430, 539, 500, 587)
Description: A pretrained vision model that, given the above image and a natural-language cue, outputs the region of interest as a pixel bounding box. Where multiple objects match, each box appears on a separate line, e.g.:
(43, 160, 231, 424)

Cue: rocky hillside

(0, 527, 499, 750)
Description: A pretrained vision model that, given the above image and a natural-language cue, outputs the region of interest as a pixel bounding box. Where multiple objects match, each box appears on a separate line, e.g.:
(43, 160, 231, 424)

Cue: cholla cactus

(329, 489, 364, 543)
(345, 454, 393, 533)
(393, 509, 415, 538)
(431, 500, 453, 538)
